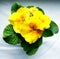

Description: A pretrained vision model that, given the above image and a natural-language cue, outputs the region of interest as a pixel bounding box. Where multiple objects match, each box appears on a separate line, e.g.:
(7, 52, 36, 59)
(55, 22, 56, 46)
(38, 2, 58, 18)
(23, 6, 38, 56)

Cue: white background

(0, 0, 60, 59)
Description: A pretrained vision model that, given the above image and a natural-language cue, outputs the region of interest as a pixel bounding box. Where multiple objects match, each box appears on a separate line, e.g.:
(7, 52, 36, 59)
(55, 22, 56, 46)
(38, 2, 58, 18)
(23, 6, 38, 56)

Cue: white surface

(0, 0, 60, 59)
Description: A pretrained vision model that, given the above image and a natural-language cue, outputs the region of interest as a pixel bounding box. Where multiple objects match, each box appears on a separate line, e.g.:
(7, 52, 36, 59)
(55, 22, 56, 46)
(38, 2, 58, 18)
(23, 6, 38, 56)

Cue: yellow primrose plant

(3, 3, 59, 55)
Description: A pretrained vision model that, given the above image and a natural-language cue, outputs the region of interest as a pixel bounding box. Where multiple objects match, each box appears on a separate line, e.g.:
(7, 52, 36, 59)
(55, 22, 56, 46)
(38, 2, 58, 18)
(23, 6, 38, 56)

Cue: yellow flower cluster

(8, 7, 51, 44)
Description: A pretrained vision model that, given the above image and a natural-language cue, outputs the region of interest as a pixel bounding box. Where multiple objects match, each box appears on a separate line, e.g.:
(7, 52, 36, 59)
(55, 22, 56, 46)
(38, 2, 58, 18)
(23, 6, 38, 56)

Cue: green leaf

(3, 24, 21, 45)
(21, 37, 42, 55)
(36, 7, 45, 14)
(43, 21, 59, 37)
(26, 48, 38, 55)
(3, 24, 14, 38)
(43, 29, 53, 37)
(27, 5, 34, 8)
(49, 21, 59, 34)
(11, 3, 23, 14)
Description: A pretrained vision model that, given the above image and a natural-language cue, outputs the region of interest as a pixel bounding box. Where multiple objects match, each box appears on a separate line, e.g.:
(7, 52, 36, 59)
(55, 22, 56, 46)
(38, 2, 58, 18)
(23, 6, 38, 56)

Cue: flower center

(29, 23, 37, 31)
(30, 12, 33, 17)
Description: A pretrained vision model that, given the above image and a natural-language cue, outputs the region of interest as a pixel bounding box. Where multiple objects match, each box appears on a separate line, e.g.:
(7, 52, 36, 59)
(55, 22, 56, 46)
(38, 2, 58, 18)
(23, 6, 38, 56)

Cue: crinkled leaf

(3, 24, 14, 38)
(11, 3, 23, 14)
(43, 29, 53, 37)
(21, 37, 42, 55)
(49, 21, 59, 34)
(43, 21, 59, 37)
(36, 7, 45, 14)
(27, 5, 34, 8)
(26, 48, 38, 55)
(3, 24, 21, 45)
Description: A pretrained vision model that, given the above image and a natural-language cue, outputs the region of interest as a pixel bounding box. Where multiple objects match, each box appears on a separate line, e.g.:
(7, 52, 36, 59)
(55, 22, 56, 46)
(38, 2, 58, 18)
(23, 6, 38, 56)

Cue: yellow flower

(8, 7, 51, 44)
(9, 7, 30, 25)
(29, 7, 43, 17)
